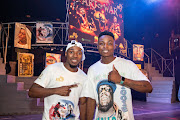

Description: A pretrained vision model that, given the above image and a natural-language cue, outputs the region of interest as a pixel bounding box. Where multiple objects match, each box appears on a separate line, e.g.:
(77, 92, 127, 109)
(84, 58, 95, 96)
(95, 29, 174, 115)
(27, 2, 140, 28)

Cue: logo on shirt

(49, 100, 75, 119)
(56, 76, 64, 82)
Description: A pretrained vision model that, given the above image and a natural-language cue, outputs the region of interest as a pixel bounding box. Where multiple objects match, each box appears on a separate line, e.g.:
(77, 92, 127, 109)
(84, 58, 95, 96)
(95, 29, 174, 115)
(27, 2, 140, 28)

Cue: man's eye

(69, 51, 73, 53)
(108, 42, 113, 45)
(78, 52, 82, 55)
(99, 42, 104, 45)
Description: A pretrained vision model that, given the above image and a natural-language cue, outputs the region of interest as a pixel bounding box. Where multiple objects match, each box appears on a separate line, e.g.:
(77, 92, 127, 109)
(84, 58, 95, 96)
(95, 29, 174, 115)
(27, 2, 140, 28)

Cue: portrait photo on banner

(133, 44, 144, 61)
(36, 22, 53, 43)
(18, 53, 34, 77)
(68, 0, 125, 48)
(14, 23, 31, 49)
(45, 53, 61, 67)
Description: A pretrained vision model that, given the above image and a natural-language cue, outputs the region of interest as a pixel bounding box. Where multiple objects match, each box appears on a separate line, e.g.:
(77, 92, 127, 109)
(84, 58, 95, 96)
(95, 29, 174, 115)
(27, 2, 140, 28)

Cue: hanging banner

(18, 53, 34, 77)
(133, 44, 144, 61)
(69, 0, 124, 46)
(119, 38, 127, 57)
(36, 22, 53, 43)
(45, 53, 61, 67)
(14, 23, 31, 49)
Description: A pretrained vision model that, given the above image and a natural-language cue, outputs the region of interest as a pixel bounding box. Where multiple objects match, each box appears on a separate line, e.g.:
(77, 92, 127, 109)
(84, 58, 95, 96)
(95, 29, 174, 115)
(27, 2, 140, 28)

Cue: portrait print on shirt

(49, 100, 75, 120)
(96, 80, 125, 120)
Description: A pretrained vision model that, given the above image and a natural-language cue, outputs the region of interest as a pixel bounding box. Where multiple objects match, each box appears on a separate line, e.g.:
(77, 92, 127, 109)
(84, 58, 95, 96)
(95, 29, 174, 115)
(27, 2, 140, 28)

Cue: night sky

(1, 0, 179, 57)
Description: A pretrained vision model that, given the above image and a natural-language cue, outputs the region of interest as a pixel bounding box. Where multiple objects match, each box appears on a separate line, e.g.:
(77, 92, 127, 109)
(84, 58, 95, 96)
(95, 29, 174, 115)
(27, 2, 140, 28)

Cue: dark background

(1, 0, 179, 56)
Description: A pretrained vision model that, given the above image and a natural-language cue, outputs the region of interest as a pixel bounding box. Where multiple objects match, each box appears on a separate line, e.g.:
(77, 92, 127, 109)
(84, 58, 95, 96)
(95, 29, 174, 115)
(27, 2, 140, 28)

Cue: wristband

(120, 76, 125, 85)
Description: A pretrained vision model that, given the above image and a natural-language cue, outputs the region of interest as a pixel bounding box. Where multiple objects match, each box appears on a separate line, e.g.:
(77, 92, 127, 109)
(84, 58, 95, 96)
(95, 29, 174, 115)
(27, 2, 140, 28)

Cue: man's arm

(79, 97, 87, 120)
(28, 83, 78, 98)
(122, 79, 152, 93)
(108, 65, 153, 93)
(87, 97, 96, 120)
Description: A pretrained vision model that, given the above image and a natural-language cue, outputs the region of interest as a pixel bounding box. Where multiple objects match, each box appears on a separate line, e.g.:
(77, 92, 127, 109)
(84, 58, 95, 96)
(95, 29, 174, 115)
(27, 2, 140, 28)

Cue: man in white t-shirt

(28, 40, 87, 120)
(81, 31, 153, 120)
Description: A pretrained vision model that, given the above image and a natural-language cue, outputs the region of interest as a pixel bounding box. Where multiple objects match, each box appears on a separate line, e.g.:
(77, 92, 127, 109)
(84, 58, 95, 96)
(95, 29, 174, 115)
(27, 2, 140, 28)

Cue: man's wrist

(120, 76, 125, 85)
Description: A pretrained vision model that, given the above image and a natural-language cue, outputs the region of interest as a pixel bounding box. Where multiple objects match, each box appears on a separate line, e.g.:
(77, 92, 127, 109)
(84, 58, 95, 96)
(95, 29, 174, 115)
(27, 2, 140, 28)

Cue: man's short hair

(98, 31, 115, 40)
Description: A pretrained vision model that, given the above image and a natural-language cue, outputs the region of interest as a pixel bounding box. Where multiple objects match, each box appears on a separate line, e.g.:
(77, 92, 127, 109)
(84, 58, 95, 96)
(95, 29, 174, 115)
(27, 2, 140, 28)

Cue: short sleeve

(80, 67, 96, 99)
(34, 65, 52, 88)
(129, 61, 149, 82)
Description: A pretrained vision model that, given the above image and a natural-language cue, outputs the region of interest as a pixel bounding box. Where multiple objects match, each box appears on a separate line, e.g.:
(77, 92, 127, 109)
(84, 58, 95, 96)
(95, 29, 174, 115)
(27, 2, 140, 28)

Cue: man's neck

(63, 62, 78, 72)
(101, 56, 116, 64)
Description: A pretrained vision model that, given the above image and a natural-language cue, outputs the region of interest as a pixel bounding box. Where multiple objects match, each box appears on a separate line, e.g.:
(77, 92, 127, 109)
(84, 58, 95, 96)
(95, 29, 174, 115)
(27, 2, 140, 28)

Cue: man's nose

(73, 52, 78, 57)
(137, 49, 140, 54)
(104, 43, 108, 48)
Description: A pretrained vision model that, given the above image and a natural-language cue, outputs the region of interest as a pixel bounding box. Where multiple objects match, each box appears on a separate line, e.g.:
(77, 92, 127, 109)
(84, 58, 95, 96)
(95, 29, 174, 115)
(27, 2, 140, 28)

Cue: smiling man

(81, 31, 152, 120)
(28, 40, 87, 120)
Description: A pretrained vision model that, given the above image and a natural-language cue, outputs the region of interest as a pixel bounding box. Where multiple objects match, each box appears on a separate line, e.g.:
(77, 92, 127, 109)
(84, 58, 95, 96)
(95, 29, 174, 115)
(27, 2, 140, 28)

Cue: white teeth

(103, 50, 108, 53)
(72, 60, 77, 62)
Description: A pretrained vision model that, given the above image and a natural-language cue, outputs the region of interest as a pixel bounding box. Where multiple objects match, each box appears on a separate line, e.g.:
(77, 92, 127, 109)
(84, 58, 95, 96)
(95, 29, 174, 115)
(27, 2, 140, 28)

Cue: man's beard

(70, 64, 78, 68)
(98, 100, 113, 112)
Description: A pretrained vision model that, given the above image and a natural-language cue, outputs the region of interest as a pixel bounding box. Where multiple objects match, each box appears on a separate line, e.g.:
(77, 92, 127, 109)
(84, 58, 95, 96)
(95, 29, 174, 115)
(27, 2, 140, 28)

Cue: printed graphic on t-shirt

(96, 80, 126, 120)
(49, 100, 75, 120)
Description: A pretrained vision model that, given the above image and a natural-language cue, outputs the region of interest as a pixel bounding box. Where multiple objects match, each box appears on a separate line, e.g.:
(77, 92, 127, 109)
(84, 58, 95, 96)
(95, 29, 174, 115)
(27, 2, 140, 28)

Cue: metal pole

(62, 25, 63, 45)
(151, 48, 152, 64)
(0, 24, 2, 47)
(2, 31, 5, 61)
(173, 59, 175, 77)
(4, 24, 9, 64)
(65, 0, 69, 23)
(177, 7, 179, 34)
(148, 57, 150, 81)
(161, 58, 163, 74)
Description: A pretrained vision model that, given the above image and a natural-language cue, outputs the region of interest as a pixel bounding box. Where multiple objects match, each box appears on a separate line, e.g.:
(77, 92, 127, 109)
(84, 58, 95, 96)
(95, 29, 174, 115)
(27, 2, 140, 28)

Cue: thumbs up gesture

(108, 65, 121, 84)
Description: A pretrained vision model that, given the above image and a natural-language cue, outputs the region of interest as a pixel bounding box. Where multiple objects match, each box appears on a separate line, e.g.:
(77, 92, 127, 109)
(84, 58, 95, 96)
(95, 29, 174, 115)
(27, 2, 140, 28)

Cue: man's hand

(55, 84, 78, 96)
(28, 83, 78, 98)
(108, 65, 121, 84)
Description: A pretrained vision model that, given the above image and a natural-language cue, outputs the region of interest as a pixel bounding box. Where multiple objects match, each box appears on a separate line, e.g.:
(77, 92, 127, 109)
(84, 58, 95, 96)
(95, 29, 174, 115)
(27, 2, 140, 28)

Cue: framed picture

(45, 53, 61, 67)
(36, 22, 53, 43)
(18, 53, 34, 77)
(133, 44, 144, 61)
(14, 23, 31, 49)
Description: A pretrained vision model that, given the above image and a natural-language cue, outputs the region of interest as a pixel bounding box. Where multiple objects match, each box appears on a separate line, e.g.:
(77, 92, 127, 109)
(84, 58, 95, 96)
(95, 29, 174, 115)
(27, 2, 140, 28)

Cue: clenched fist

(108, 65, 121, 84)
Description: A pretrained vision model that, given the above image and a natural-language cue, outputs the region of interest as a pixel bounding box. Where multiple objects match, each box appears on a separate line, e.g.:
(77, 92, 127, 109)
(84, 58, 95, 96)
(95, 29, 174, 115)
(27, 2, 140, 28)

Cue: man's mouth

(101, 97, 108, 101)
(71, 59, 78, 63)
(103, 50, 108, 53)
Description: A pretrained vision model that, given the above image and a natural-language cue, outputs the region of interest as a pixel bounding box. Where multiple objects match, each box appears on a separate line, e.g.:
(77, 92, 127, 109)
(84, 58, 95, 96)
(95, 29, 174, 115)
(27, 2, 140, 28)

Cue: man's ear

(114, 43, 117, 50)
(97, 42, 99, 49)
(65, 52, 67, 57)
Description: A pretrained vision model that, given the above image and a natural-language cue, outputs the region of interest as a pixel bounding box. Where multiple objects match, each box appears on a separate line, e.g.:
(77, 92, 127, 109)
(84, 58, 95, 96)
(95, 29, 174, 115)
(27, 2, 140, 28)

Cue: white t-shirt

(81, 57, 149, 120)
(34, 62, 87, 120)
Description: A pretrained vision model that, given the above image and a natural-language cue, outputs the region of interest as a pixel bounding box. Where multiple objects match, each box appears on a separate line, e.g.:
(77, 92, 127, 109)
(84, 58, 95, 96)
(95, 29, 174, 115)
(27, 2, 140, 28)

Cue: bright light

(146, 0, 161, 4)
